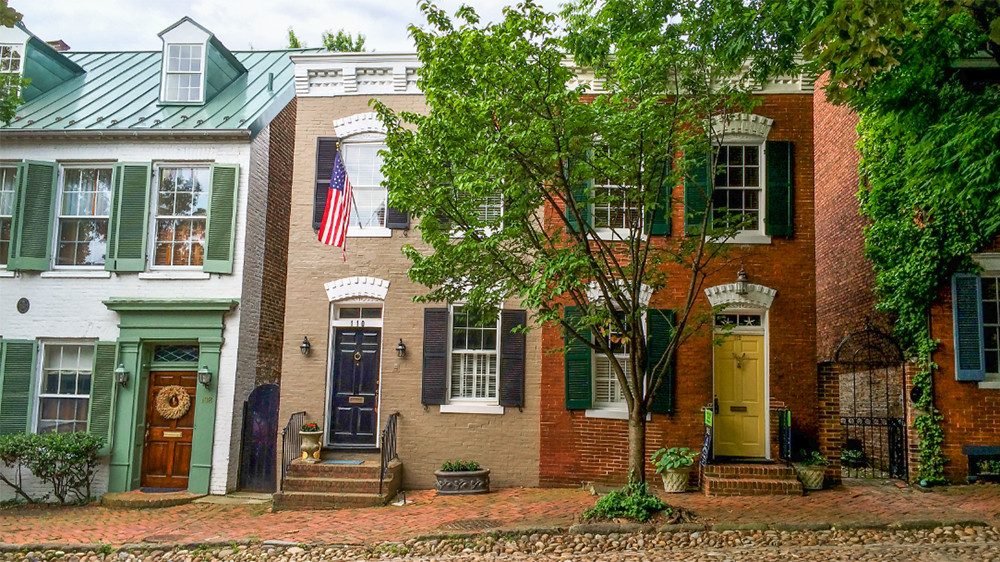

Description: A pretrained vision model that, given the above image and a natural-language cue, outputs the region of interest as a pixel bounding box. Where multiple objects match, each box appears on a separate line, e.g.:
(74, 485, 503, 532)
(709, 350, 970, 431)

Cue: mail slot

(163, 430, 183, 438)
(729, 405, 748, 413)
(348, 396, 365, 404)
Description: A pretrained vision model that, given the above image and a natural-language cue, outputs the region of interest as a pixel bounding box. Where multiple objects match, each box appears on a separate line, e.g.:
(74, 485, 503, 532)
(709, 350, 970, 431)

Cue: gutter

(0, 129, 252, 141)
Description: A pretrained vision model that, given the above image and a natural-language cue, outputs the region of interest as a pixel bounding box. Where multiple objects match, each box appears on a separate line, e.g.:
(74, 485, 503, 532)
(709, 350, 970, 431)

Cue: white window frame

(0, 42, 24, 77)
(710, 137, 771, 245)
(160, 43, 206, 104)
(591, 184, 642, 242)
(338, 135, 391, 238)
(32, 340, 96, 434)
(0, 164, 17, 269)
(978, 271, 1000, 388)
(52, 164, 115, 270)
(450, 193, 504, 238)
(149, 162, 212, 270)
(440, 303, 504, 415)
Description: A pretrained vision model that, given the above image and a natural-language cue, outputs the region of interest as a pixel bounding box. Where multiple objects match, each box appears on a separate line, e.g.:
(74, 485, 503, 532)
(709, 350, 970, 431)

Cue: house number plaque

(348, 396, 364, 404)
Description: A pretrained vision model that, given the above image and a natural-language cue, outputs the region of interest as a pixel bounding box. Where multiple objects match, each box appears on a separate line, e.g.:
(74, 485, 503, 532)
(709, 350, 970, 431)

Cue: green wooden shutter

(683, 151, 710, 235)
(0, 340, 37, 435)
(566, 153, 592, 234)
(106, 162, 151, 272)
(204, 164, 240, 274)
(647, 159, 673, 236)
(952, 273, 986, 382)
(88, 342, 117, 455)
(7, 161, 57, 271)
(765, 141, 794, 237)
(647, 309, 676, 414)
(564, 306, 593, 409)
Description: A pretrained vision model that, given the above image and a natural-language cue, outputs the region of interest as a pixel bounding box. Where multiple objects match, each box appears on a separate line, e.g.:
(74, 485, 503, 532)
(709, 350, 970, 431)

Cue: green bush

(796, 450, 829, 467)
(440, 459, 481, 472)
(650, 447, 699, 473)
(582, 481, 668, 523)
(0, 432, 104, 504)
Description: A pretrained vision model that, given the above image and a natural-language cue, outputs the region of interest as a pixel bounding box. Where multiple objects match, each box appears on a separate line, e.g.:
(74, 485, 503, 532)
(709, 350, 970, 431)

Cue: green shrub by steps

(583, 481, 669, 523)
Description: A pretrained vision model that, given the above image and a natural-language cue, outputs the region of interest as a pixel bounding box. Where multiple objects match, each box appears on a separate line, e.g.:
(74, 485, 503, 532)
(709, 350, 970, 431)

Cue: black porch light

(300, 336, 312, 356)
(395, 338, 407, 358)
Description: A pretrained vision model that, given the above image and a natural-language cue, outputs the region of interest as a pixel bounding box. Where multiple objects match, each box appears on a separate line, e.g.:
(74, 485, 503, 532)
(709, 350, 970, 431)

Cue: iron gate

(835, 324, 908, 480)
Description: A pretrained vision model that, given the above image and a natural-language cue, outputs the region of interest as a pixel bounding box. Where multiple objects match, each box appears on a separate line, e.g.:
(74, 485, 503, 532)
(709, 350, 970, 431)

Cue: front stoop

(702, 463, 804, 496)
(273, 458, 403, 510)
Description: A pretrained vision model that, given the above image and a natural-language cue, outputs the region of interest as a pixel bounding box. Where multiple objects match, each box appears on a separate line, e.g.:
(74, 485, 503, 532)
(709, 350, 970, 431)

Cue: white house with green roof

(0, 17, 306, 499)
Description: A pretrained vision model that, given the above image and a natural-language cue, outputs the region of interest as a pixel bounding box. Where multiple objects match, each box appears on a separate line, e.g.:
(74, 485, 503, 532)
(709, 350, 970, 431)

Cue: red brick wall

(539, 94, 818, 486)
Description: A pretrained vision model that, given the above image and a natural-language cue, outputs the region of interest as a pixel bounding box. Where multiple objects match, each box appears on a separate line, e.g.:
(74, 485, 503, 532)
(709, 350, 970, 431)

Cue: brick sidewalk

(1, 481, 998, 547)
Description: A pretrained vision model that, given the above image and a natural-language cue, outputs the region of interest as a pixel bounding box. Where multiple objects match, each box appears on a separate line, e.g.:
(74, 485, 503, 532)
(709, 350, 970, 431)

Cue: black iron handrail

(279, 411, 306, 491)
(379, 412, 400, 496)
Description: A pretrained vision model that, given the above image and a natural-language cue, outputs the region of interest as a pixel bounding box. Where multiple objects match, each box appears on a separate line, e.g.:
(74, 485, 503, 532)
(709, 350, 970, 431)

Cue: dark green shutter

(647, 309, 676, 414)
(88, 342, 117, 455)
(647, 159, 673, 236)
(204, 163, 240, 274)
(952, 273, 986, 382)
(499, 310, 527, 408)
(106, 162, 151, 272)
(564, 306, 593, 409)
(566, 153, 592, 234)
(421, 308, 449, 405)
(7, 161, 57, 271)
(0, 340, 37, 435)
(683, 151, 710, 235)
(765, 141, 794, 237)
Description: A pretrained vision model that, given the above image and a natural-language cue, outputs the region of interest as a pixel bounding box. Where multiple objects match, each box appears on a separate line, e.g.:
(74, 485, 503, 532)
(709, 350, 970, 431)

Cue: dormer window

(0, 43, 23, 75)
(163, 43, 204, 102)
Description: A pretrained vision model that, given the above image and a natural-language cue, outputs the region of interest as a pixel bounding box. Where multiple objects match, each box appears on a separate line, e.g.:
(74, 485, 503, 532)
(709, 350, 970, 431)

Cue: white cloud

(15, 0, 563, 52)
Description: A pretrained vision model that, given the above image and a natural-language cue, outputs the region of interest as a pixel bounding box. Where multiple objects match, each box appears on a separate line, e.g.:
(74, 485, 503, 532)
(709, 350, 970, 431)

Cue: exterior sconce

(395, 338, 407, 358)
(114, 364, 129, 387)
(197, 365, 212, 387)
(735, 267, 749, 296)
(300, 336, 312, 356)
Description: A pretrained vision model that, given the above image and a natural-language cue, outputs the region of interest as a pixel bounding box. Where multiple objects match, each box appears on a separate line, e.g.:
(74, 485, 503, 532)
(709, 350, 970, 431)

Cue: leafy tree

(287, 27, 304, 48)
(374, 0, 802, 482)
(285, 27, 367, 52)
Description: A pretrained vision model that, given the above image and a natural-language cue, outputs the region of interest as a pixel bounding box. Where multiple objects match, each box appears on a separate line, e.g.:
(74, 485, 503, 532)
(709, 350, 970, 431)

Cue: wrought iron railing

(279, 411, 306, 491)
(777, 408, 792, 462)
(379, 412, 400, 496)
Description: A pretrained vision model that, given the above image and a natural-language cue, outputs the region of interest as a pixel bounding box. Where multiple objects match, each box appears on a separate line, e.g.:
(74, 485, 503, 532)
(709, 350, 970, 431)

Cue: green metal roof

(3, 47, 319, 138)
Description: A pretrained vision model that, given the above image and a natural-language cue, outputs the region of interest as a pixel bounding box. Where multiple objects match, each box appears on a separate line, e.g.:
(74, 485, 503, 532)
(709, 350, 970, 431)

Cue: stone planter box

(434, 468, 491, 495)
(659, 467, 693, 493)
(299, 430, 323, 464)
(793, 463, 826, 490)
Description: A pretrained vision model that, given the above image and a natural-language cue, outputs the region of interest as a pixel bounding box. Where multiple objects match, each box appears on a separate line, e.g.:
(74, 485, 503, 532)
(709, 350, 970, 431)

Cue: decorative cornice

(325, 276, 390, 302)
(704, 283, 777, 309)
(333, 112, 387, 137)
(586, 281, 653, 308)
(103, 298, 240, 312)
(711, 113, 773, 139)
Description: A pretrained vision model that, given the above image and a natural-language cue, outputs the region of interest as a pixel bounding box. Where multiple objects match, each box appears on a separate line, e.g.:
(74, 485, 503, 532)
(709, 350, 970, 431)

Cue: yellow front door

(713, 334, 766, 458)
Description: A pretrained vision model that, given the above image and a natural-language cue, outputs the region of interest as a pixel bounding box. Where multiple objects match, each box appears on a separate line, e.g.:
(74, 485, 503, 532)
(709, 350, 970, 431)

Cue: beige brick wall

(279, 95, 540, 489)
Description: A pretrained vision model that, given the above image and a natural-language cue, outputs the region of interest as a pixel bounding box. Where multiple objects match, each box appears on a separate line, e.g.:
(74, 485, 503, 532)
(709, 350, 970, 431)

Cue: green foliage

(286, 27, 304, 48)
(582, 481, 668, 523)
(978, 459, 1000, 474)
(796, 450, 829, 467)
(0, 3, 25, 125)
(322, 29, 367, 52)
(840, 448, 866, 468)
(300, 422, 320, 432)
(0, 0, 22, 28)
(0, 432, 104, 504)
(650, 447, 698, 472)
(440, 459, 482, 472)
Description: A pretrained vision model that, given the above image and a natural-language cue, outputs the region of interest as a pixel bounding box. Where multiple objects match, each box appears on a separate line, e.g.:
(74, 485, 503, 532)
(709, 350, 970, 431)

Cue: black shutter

(765, 140, 794, 237)
(386, 207, 409, 230)
(421, 308, 450, 405)
(499, 309, 527, 408)
(564, 306, 593, 409)
(647, 309, 676, 414)
(313, 137, 339, 230)
(952, 273, 986, 382)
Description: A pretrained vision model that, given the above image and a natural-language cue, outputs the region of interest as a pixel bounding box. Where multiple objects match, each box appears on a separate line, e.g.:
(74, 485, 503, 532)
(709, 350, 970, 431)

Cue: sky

(16, 0, 564, 52)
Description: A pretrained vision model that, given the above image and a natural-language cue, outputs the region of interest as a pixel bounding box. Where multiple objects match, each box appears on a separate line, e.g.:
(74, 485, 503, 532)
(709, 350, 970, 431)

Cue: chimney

(46, 40, 71, 52)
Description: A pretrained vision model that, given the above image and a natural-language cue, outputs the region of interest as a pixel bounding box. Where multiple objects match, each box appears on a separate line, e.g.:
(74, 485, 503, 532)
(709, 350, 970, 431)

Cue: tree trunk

(627, 407, 648, 484)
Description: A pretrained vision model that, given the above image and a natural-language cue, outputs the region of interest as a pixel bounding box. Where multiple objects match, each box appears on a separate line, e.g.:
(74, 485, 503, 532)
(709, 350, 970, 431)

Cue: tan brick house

(273, 53, 540, 507)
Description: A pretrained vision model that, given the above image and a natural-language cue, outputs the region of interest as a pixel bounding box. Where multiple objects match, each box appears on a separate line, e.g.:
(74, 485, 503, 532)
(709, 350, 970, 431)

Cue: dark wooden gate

(239, 383, 279, 492)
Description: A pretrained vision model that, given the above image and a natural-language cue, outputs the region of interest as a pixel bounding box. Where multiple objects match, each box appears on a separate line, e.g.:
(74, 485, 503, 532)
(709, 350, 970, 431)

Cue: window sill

(0, 269, 14, 278)
(41, 270, 112, 279)
(138, 271, 211, 280)
(585, 408, 651, 421)
(710, 232, 772, 245)
(346, 226, 393, 238)
(977, 380, 1000, 390)
(439, 403, 505, 415)
(592, 229, 646, 242)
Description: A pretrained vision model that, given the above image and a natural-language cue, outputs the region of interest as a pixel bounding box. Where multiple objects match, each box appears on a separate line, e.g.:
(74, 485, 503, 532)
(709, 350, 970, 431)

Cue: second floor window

(154, 166, 209, 267)
(56, 168, 112, 266)
(342, 141, 388, 229)
(591, 146, 640, 233)
(163, 44, 204, 102)
(712, 144, 762, 232)
(0, 166, 15, 265)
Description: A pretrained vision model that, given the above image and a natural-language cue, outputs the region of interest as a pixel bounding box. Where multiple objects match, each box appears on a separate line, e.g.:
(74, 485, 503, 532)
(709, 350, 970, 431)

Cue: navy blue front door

(329, 328, 380, 447)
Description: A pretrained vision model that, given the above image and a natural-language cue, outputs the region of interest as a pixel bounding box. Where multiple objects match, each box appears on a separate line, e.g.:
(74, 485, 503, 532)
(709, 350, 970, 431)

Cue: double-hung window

(983, 276, 1000, 383)
(55, 167, 113, 266)
(593, 317, 630, 409)
(712, 144, 762, 232)
(342, 141, 388, 231)
(154, 166, 209, 267)
(449, 306, 499, 401)
(36, 343, 93, 434)
(592, 146, 640, 236)
(163, 44, 204, 103)
(0, 166, 15, 266)
(0, 43, 22, 76)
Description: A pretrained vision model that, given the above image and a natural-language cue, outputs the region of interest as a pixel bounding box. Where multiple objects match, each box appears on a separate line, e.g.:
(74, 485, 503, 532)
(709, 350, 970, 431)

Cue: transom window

(154, 166, 209, 267)
(56, 167, 113, 266)
(449, 306, 499, 401)
(594, 318, 631, 408)
(983, 276, 999, 378)
(163, 44, 204, 102)
(714, 312, 763, 328)
(342, 141, 387, 229)
(152, 345, 200, 363)
(37, 344, 93, 434)
(337, 306, 383, 320)
(0, 43, 22, 75)
(0, 166, 15, 265)
(712, 144, 762, 231)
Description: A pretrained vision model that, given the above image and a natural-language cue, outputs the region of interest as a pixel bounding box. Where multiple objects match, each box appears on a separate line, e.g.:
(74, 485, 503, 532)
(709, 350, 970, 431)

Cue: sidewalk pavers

(1, 481, 998, 548)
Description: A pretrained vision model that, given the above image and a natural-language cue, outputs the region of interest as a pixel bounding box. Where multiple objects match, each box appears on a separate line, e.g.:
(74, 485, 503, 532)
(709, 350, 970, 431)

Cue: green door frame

(103, 298, 239, 494)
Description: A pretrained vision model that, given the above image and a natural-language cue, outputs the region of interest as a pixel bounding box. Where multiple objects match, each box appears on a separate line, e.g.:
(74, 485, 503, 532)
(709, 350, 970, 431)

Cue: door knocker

(353, 350, 363, 363)
(732, 352, 749, 370)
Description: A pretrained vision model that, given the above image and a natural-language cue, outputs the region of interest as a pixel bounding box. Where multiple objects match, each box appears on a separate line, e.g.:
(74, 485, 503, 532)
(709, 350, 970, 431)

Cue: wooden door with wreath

(141, 371, 197, 489)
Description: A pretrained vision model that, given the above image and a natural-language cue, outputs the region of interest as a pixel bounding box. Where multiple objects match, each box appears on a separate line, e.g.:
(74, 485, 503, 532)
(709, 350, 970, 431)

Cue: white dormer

(0, 23, 28, 78)
(157, 17, 245, 105)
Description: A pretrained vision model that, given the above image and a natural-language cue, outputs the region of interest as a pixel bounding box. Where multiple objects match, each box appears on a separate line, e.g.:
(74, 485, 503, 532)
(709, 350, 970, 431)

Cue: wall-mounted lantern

(395, 339, 407, 358)
(735, 267, 749, 296)
(114, 364, 129, 387)
(197, 365, 213, 387)
(300, 336, 312, 356)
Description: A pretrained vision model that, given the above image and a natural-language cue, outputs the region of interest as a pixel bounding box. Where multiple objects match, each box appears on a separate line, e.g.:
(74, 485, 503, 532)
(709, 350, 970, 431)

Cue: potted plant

(650, 447, 699, 493)
(793, 450, 828, 490)
(299, 421, 323, 464)
(434, 460, 490, 495)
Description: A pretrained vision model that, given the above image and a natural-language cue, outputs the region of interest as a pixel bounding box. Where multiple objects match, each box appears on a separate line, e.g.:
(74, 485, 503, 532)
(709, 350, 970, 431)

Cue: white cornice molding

(704, 282, 777, 309)
(587, 281, 653, 308)
(711, 113, 774, 139)
(324, 276, 390, 302)
(974, 253, 1000, 272)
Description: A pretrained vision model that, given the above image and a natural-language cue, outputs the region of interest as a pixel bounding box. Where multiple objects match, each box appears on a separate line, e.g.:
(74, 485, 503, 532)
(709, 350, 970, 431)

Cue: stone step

(703, 463, 798, 480)
(287, 460, 383, 479)
(703, 476, 803, 497)
(282, 475, 391, 494)
(272, 490, 388, 510)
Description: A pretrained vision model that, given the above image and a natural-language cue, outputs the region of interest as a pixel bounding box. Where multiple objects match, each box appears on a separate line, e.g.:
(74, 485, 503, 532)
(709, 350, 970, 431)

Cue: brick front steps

(702, 463, 804, 496)
(272, 457, 402, 510)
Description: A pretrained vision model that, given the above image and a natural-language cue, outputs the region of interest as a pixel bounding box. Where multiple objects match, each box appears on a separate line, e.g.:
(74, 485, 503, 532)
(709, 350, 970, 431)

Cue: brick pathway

(1, 481, 998, 547)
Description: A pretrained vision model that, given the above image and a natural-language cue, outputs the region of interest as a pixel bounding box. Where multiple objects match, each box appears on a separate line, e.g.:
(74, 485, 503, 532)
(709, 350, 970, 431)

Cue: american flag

(318, 148, 353, 249)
